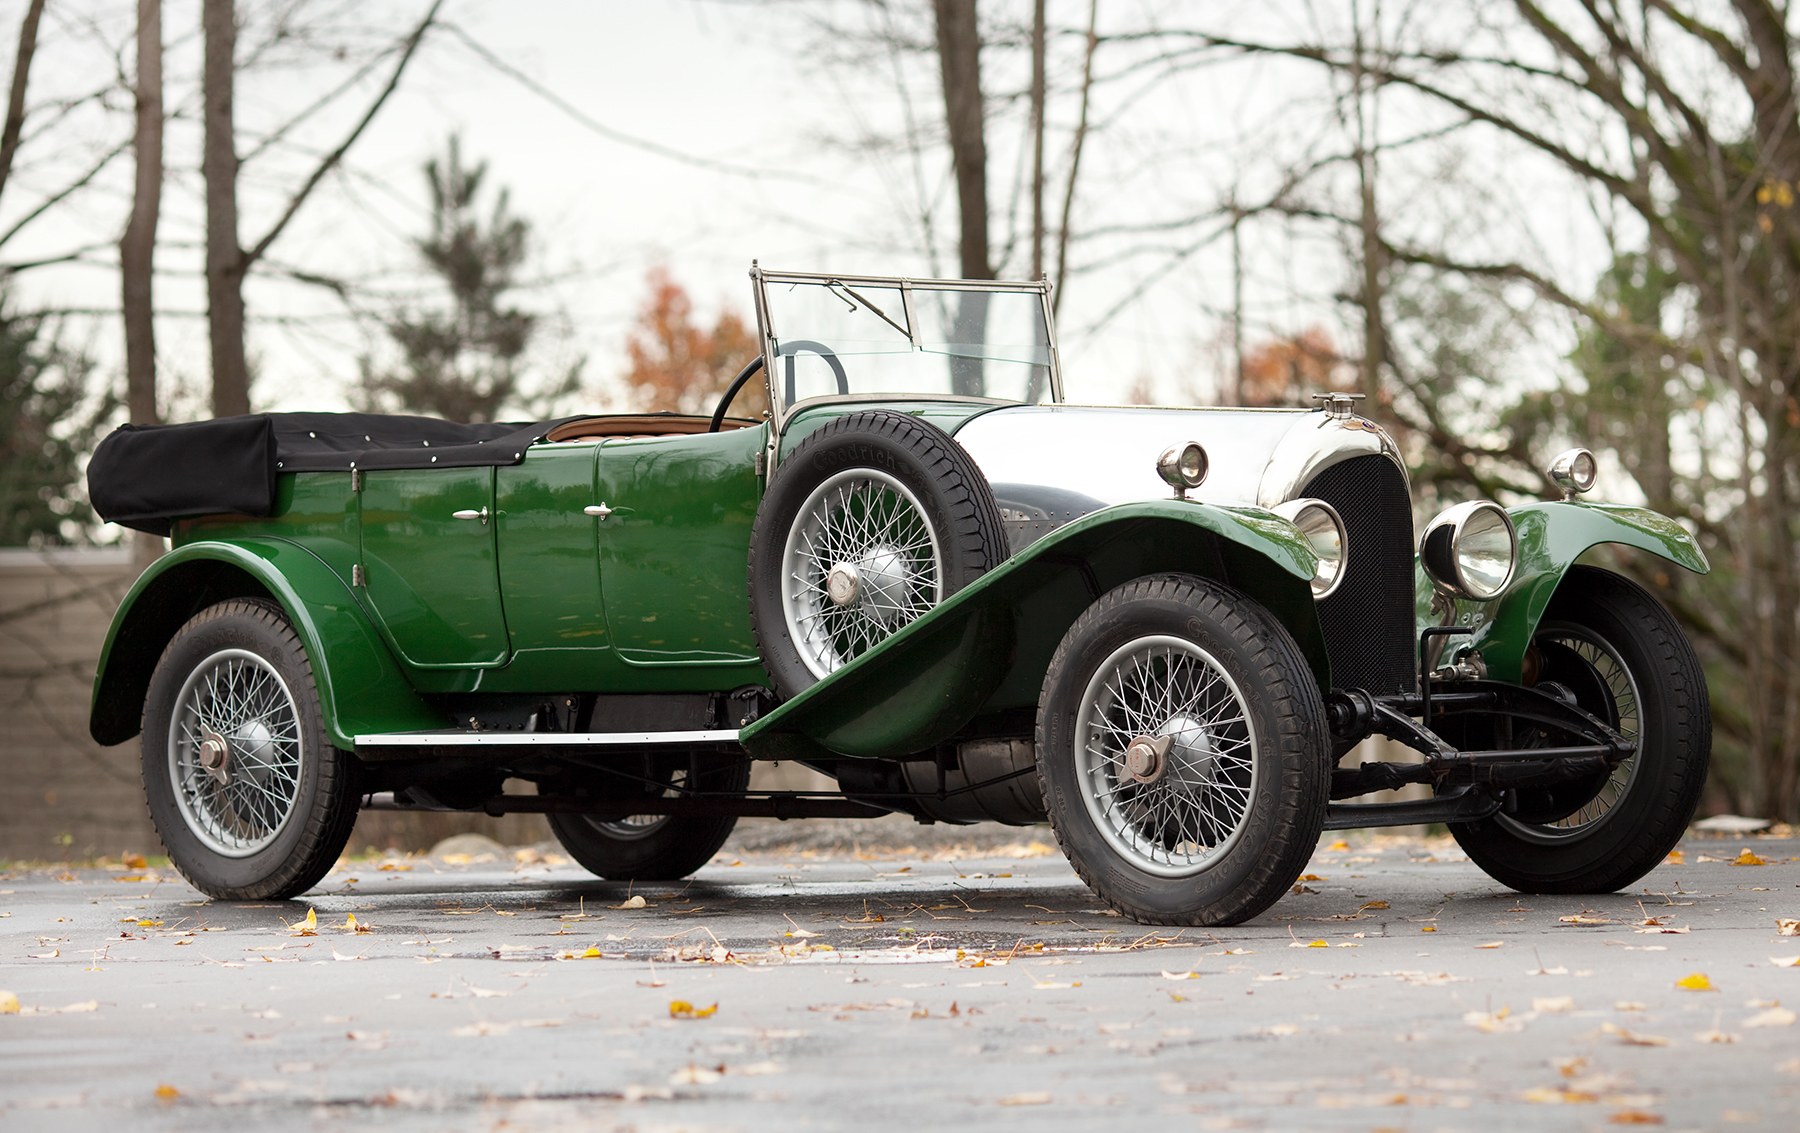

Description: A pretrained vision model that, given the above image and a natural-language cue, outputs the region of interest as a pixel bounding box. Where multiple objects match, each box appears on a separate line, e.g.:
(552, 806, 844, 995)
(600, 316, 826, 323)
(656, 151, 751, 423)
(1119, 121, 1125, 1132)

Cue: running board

(355, 728, 742, 749)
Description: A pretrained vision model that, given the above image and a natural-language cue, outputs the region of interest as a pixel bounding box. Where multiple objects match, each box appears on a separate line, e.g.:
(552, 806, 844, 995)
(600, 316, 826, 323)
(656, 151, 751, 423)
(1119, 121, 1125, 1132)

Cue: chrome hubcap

(781, 469, 944, 679)
(1076, 636, 1259, 878)
(196, 730, 231, 785)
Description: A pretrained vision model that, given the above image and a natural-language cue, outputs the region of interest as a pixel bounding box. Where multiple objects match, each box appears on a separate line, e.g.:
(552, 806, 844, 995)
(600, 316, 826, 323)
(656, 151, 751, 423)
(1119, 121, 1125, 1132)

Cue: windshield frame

(749, 265, 1065, 439)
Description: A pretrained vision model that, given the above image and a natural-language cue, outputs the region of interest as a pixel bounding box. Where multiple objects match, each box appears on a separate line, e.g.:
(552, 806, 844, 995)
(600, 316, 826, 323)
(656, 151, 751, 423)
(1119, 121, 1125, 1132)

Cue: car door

(594, 426, 766, 666)
(358, 466, 510, 668)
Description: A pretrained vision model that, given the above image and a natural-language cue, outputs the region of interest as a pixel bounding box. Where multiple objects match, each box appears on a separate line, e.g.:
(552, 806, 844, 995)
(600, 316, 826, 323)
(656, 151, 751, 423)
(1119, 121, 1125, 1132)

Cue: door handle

(583, 504, 613, 519)
(452, 507, 489, 524)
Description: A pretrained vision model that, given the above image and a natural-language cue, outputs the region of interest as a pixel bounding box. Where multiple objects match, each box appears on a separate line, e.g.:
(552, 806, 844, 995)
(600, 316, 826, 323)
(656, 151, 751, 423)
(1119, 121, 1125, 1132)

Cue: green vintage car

(86, 267, 1710, 926)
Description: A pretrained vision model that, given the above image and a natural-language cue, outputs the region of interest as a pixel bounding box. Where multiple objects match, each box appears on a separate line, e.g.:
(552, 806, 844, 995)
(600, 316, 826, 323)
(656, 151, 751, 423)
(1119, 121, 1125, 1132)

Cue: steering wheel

(709, 356, 766, 433)
(776, 340, 850, 407)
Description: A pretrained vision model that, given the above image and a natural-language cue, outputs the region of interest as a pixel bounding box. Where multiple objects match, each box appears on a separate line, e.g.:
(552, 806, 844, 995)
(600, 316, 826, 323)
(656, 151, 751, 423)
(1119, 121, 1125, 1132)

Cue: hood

(952, 403, 1405, 546)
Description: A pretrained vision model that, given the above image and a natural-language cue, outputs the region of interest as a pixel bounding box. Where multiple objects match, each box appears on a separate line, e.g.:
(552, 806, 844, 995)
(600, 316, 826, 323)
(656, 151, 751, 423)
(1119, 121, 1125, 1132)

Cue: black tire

(1035, 574, 1330, 926)
(748, 410, 1007, 698)
(141, 598, 359, 900)
(548, 754, 751, 881)
(1451, 566, 1710, 893)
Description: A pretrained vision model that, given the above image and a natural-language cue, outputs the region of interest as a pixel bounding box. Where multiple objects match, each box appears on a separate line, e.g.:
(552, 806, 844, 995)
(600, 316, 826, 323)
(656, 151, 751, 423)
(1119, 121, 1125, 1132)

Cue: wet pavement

(2, 826, 1797, 1130)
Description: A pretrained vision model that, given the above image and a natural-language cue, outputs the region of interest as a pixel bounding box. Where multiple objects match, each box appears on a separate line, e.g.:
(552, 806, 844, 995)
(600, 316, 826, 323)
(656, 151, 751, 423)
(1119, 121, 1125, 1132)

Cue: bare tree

(203, 0, 444, 418)
(122, 0, 163, 567)
(0, 0, 45, 205)
(932, 0, 991, 280)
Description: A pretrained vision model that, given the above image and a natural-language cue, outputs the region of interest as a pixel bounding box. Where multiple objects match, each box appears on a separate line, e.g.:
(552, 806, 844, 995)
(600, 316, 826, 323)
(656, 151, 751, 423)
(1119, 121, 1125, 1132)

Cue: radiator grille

(1300, 456, 1417, 694)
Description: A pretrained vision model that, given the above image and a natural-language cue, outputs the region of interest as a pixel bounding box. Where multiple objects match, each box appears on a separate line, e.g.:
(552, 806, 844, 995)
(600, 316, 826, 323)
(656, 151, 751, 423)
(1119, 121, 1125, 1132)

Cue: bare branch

(0, 0, 45, 205)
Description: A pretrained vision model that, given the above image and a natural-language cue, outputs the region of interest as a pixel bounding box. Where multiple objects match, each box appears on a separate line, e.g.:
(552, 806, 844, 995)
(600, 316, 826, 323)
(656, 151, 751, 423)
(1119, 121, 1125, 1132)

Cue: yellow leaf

(0, 990, 19, 1015)
(1663, 849, 1685, 865)
(1358, 900, 1390, 911)
(669, 1000, 718, 1019)
(580, 946, 601, 959)
(1306, 939, 1329, 948)
(288, 908, 318, 937)
(153, 1084, 181, 1101)
(1732, 849, 1770, 866)
(1771, 955, 1800, 968)
(1675, 972, 1714, 991)
(344, 913, 371, 934)
(122, 853, 148, 870)
(1420, 925, 1437, 933)
(1326, 839, 1351, 851)
(1607, 1109, 1665, 1125)
(1298, 873, 1326, 882)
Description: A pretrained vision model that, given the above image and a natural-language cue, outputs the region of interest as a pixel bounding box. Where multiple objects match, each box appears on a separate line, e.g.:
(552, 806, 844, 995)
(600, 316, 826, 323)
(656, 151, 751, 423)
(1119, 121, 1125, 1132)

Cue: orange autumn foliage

(1241, 326, 1346, 406)
(622, 268, 765, 418)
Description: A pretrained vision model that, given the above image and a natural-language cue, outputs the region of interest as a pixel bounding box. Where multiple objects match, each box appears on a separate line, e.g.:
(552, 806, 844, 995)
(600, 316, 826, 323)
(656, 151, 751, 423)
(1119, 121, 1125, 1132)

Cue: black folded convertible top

(89, 411, 569, 535)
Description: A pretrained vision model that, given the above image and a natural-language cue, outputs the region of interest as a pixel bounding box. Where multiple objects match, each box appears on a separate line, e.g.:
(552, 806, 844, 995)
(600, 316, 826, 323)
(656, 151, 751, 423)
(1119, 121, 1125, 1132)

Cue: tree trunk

(931, 0, 990, 280)
(1029, 0, 1045, 280)
(123, 0, 164, 570)
(0, 0, 45, 205)
(203, 0, 249, 418)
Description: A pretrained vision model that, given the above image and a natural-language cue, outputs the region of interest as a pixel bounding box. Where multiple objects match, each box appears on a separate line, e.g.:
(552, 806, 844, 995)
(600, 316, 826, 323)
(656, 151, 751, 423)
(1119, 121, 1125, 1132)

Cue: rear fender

(1440, 502, 1709, 682)
(740, 500, 1326, 760)
(90, 540, 439, 750)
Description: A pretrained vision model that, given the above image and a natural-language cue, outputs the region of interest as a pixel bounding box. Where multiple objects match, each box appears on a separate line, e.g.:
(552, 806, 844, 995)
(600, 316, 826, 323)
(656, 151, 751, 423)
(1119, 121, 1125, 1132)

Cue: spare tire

(748, 410, 1008, 698)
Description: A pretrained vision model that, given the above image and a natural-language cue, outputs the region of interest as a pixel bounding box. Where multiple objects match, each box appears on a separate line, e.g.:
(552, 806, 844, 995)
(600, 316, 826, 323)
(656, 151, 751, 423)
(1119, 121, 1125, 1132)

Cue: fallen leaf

(1476, 941, 1506, 949)
(343, 913, 371, 934)
(1601, 1022, 1670, 1047)
(1523, 1086, 1600, 1104)
(1608, 1109, 1665, 1125)
(997, 1092, 1051, 1106)
(1778, 919, 1799, 937)
(1744, 1007, 1796, 1028)
(670, 1064, 723, 1085)
(1771, 956, 1800, 968)
(1675, 972, 1715, 992)
(668, 1000, 717, 1019)
(1420, 925, 1438, 933)
(153, 1084, 180, 1101)
(1464, 1008, 1523, 1033)
(1533, 996, 1576, 1014)
(1298, 873, 1327, 882)
(377, 861, 412, 873)
(288, 908, 318, 937)
(1161, 970, 1198, 981)
(0, 990, 18, 1015)
(615, 895, 648, 910)
(1326, 839, 1350, 851)
(1663, 849, 1685, 865)
(785, 928, 821, 939)
(1731, 848, 1770, 866)
(1358, 900, 1390, 911)
(1559, 914, 1611, 926)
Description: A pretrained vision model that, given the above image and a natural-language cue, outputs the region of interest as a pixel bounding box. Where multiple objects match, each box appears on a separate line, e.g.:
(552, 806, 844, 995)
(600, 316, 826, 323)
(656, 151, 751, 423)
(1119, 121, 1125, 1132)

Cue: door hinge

(350, 467, 363, 492)
(352, 564, 366, 588)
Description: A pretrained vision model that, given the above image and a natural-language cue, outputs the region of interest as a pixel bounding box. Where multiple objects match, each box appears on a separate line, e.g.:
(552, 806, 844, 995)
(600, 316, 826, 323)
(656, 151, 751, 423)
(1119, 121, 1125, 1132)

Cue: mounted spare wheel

(748, 410, 1008, 698)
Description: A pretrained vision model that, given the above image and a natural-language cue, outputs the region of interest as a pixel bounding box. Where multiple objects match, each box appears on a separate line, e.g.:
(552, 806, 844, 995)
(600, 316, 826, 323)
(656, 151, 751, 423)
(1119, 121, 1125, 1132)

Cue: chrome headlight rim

(1547, 447, 1598, 499)
(1420, 500, 1518, 602)
(1156, 441, 1209, 498)
(1272, 497, 1348, 600)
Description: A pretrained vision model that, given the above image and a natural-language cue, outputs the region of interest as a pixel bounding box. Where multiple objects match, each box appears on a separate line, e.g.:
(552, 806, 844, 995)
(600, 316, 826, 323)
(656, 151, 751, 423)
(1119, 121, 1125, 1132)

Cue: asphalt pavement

(2, 822, 1797, 1131)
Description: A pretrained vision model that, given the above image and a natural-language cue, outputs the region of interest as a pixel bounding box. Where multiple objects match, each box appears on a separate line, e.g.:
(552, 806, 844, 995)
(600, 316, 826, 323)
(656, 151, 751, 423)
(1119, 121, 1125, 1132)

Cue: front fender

(740, 499, 1326, 760)
(91, 540, 440, 750)
(1441, 502, 1709, 682)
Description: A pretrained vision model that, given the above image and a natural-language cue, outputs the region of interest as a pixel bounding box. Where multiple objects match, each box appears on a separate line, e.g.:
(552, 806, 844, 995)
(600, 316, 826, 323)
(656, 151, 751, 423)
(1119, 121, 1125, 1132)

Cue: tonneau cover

(88, 411, 569, 535)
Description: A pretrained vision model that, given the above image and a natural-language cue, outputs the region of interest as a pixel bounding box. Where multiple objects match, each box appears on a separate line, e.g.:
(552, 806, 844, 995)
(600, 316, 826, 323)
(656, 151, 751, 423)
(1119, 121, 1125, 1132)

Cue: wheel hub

(1123, 734, 1174, 784)
(196, 729, 232, 785)
(826, 562, 861, 607)
(1158, 714, 1219, 783)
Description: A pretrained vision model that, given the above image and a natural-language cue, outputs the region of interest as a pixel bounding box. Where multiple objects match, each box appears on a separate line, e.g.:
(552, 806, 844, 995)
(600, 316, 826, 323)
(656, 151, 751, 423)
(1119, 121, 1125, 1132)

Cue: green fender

(740, 499, 1326, 761)
(90, 539, 440, 751)
(1433, 502, 1710, 683)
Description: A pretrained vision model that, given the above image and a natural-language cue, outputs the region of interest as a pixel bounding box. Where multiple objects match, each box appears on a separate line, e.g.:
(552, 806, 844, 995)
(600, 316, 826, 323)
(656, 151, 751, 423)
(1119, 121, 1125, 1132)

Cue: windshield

(755, 272, 1058, 414)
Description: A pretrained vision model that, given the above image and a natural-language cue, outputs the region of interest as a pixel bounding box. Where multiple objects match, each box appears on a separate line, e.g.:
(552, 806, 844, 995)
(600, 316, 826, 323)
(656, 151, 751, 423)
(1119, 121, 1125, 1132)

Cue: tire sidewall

(141, 602, 338, 896)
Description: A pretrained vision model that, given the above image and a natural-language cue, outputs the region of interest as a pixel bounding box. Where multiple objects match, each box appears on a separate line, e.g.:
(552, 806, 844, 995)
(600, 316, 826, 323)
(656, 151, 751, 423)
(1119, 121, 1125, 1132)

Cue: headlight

(1547, 447, 1598, 499)
(1272, 498, 1348, 599)
(1156, 442, 1208, 498)
(1420, 500, 1517, 601)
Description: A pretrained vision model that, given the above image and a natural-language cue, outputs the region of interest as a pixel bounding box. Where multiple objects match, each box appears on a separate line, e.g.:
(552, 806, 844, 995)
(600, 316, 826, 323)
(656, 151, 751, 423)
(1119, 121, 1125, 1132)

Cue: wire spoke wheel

(781, 468, 943, 679)
(548, 754, 750, 882)
(168, 649, 306, 856)
(1496, 623, 1642, 842)
(1075, 636, 1258, 877)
